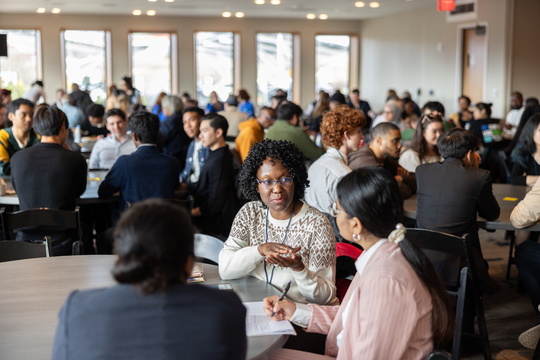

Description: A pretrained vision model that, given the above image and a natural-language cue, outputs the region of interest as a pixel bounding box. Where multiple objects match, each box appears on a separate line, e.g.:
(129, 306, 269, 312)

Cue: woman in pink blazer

(265, 167, 454, 360)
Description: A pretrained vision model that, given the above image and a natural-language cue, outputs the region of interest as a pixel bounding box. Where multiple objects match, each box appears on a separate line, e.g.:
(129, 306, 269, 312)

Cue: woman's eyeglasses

(329, 202, 345, 217)
(256, 177, 294, 188)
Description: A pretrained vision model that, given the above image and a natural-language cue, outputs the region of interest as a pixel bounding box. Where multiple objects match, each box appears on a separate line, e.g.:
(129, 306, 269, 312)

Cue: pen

(271, 280, 292, 317)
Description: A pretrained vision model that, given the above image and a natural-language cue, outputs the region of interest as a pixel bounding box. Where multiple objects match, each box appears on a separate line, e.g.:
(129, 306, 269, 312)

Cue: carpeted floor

(462, 230, 539, 360)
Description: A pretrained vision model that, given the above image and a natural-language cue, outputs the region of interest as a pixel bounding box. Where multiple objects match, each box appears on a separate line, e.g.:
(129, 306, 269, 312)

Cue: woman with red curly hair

(305, 106, 366, 215)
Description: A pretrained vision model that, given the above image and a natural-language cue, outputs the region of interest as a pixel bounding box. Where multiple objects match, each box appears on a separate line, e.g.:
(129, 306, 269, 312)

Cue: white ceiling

(0, 0, 435, 20)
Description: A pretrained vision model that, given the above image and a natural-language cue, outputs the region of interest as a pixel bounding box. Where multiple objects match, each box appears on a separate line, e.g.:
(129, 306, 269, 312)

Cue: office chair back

(406, 228, 492, 360)
(0, 207, 83, 255)
(0, 236, 53, 262)
(194, 234, 224, 265)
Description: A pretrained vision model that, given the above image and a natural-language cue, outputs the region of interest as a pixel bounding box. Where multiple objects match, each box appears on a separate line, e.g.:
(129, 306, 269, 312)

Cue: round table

(0, 256, 287, 360)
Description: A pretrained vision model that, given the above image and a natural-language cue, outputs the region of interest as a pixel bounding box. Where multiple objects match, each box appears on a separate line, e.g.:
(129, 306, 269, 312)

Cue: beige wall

(359, 0, 513, 118)
(0, 13, 360, 108)
(510, 0, 540, 100)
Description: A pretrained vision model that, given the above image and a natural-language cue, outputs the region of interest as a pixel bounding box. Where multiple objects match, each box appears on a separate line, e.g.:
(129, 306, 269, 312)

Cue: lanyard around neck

(263, 203, 295, 285)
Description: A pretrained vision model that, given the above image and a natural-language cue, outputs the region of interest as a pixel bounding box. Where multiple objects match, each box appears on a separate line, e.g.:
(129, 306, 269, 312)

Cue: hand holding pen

(263, 281, 297, 321)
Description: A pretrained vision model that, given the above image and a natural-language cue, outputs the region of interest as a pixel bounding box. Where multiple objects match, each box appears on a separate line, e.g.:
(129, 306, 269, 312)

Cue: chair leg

(472, 286, 492, 360)
(506, 231, 515, 280)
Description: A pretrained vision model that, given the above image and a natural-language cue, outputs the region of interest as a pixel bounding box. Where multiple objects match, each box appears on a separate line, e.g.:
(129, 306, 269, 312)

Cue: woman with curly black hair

(219, 139, 337, 305)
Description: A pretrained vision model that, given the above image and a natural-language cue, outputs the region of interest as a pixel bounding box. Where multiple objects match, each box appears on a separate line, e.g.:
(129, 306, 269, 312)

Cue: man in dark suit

(416, 128, 500, 294)
(99, 111, 180, 206)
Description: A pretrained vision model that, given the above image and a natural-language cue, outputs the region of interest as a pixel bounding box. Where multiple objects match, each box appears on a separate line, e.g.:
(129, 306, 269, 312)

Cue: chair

(406, 228, 492, 360)
(0, 236, 53, 262)
(194, 233, 224, 265)
(0, 207, 83, 255)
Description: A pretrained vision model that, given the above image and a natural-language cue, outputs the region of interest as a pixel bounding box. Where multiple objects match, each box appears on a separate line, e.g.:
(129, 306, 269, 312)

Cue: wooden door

(462, 27, 486, 103)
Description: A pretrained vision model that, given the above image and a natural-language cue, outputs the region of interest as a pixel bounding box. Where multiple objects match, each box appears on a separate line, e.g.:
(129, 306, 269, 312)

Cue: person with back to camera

(52, 199, 247, 360)
(399, 113, 445, 173)
(264, 167, 453, 360)
(219, 139, 337, 306)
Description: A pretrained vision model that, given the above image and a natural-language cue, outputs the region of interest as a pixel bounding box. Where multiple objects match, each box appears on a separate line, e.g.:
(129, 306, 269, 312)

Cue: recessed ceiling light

(270, 0, 281, 5)
(51, 8, 61, 14)
(148, 0, 157, 2)
(146, 10, 156, 16)
(164, 0, 175, 2)
(254, 0, 265, 4)
(355, 2, 365, 7)
(319, 14, 329, 20)
(222, 11, 232, 17)
(306, 13, 316, 19)
(235, 11, 245, 18)
(132, 9, 142, 15)
(36, 7, 46, 13)
(370, 2, 380, 8)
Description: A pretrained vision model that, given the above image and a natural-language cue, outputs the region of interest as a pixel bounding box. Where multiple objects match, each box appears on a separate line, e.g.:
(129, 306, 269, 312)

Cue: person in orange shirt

(235, 106, 275, 161)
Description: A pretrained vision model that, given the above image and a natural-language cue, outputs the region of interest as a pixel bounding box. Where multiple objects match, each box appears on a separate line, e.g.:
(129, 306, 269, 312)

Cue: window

(195, 32, 234, 108)
(62, 30, 110, 104)
(315, 35, 350, 94)
(129, 32, 175, 106)
(0, 29, 41, 99)
(256, 33, 293, 107)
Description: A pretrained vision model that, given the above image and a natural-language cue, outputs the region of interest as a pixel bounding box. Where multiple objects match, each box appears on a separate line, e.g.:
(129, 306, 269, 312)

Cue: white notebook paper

(243, 301, 296, 337)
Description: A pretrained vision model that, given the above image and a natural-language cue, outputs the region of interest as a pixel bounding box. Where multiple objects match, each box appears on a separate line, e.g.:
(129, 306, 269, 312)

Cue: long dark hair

(409, 114, 443, 160)
(112, 199, 195, 295)
(511, 114, 540, 168)
(336, 168, 453, 346)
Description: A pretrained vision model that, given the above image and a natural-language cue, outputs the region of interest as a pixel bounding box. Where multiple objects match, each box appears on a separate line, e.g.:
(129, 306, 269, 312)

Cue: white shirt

(305, 148, 351, 214)
(398, 148, 442, 173)
(506, 107, 525, 127)
(189, 140, 204, 183)
(88, 134, 137, 169)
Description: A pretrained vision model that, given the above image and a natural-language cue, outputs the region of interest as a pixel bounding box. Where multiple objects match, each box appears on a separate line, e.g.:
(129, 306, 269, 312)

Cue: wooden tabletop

(0, 256, 286, 360)
(403, 183, 540, 231)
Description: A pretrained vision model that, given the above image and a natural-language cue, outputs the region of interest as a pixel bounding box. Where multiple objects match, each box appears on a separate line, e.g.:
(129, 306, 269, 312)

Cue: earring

(353, 232, 361, 242)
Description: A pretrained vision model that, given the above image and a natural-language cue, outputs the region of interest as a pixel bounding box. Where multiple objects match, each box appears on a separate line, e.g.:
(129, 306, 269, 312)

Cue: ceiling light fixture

(132, 9, 142, 15)
(36, 7, 46, 13)
(306, 13, 316, 19)
(355, 2, 365, 7)
(319, 14, 328, 20)
(51, 8, 61, 14)
(164, 0, 175, 2)
(147, 10, 156, 16)
(270, 0, 281, 5)
(148, 0, 157, 2)
(255, 0, 265, 4)
(369, 2, 380, 8)
(235, 11, 245, 18)
(222, 11, 232, 17)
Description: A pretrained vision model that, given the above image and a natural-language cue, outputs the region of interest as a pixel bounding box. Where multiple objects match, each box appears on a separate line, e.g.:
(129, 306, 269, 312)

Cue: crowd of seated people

(4, 79, 540, 358)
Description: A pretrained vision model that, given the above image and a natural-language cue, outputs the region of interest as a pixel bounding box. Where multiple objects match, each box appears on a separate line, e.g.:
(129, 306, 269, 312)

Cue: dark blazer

(52, 283, 247, 360)
(98, 145, 180, 206)
(415, 157, 500, 246)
